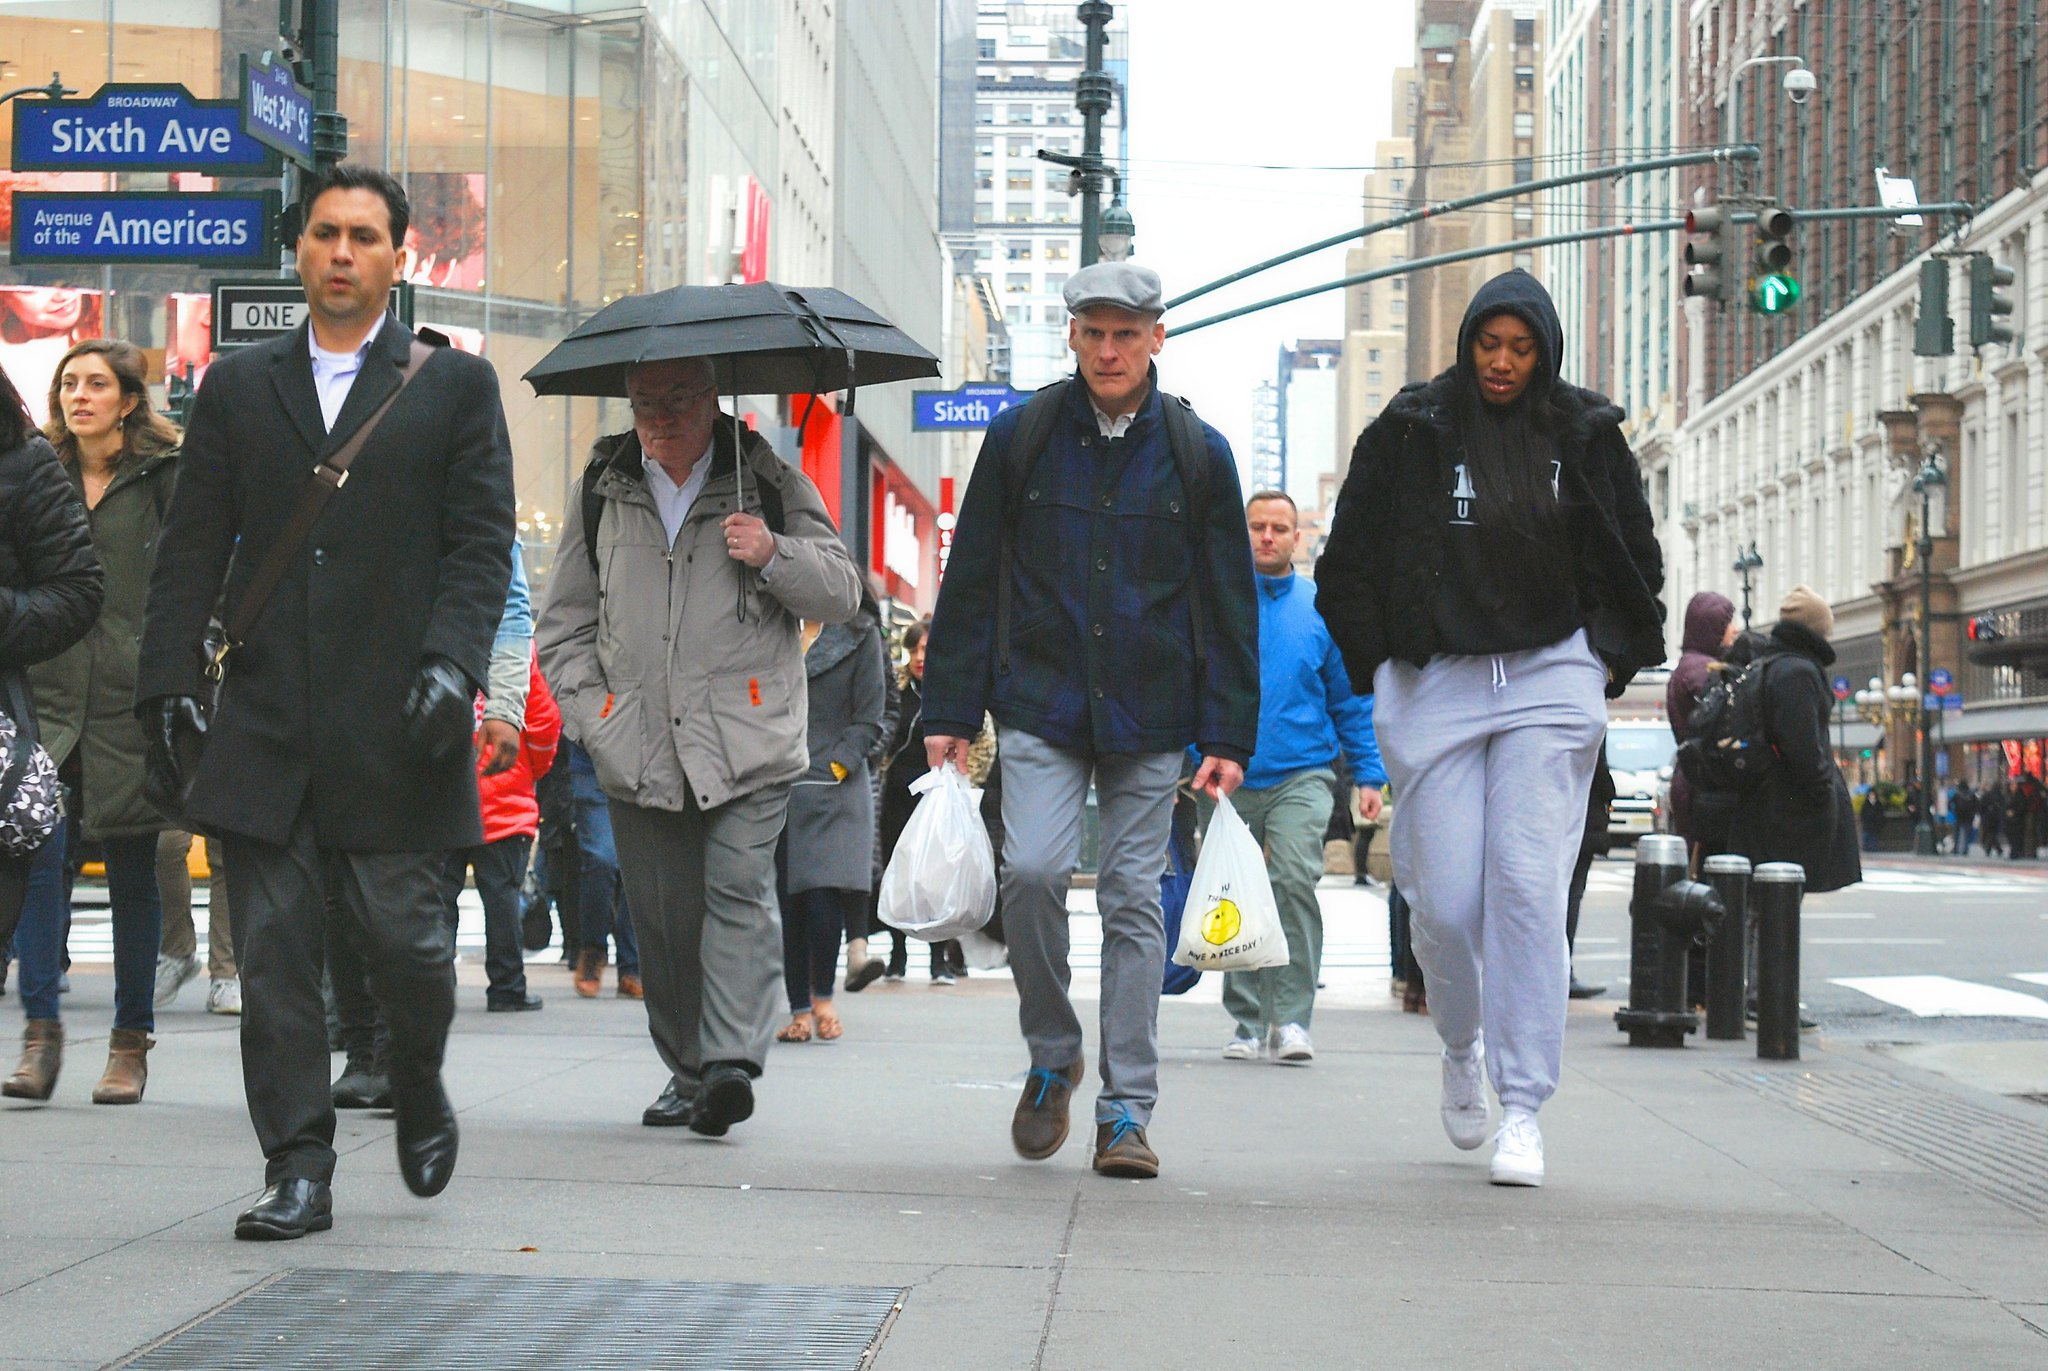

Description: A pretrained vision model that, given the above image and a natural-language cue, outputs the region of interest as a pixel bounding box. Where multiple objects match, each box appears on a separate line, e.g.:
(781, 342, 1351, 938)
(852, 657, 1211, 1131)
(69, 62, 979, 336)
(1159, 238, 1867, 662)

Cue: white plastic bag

(1172, 793, 1289, 971)
(878, 767, 996, 942)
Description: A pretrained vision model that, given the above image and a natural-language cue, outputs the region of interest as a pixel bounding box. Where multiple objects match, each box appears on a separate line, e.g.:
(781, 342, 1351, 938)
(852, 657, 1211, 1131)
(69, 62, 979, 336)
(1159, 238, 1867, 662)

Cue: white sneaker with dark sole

(1440, 1035, 1489, 1150)
(1272, 1023, 1314, 1064)
(1222, 1030, 1263, 1061)
(1489, 1110, 1544, 1187)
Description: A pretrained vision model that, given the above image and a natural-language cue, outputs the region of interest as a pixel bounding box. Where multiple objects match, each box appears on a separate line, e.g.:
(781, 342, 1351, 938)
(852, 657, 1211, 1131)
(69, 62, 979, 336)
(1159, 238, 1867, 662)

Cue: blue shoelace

(1101, 1102, 1141, 1149)
(1025, 1066, 1067, 1108)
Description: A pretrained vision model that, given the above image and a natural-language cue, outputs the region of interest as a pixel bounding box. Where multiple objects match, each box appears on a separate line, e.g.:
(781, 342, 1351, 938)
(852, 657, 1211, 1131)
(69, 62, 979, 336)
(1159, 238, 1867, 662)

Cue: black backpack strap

(1159, 392, 1210, 681)
(994, 382, 1070, 674)
(580, 453, 610, 580)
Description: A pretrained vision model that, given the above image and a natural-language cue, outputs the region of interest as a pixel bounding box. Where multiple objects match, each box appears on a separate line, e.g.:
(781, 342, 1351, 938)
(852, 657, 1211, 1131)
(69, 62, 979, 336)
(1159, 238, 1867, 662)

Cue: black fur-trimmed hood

(1382, 368, 1626, 450)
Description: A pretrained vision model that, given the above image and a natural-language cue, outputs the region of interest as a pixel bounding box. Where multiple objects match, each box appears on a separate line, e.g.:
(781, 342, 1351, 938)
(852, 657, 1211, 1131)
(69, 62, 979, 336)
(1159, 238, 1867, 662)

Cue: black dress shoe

(1568, 976, 1606, 1000)
(332, 1061, 390, 1110)
(642, 1077, 697, 1127)
(392, 1076, 459, 1197)
(689, 1063, 755, 1138)
(487, 992, 545, 1012)
(234, 1178, 333, 1241)
(843, 959, 885, 994)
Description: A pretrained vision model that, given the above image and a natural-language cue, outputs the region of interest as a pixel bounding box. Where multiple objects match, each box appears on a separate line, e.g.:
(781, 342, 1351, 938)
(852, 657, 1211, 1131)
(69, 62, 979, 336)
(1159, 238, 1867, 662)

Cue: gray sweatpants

(1373, 630, 1606, 1114)
(1000, 728, 1180, 1127)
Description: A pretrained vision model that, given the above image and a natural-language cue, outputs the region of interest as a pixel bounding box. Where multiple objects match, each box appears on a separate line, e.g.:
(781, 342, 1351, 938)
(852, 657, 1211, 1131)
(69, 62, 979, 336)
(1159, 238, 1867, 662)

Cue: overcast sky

(1121, 0, 1416, 471)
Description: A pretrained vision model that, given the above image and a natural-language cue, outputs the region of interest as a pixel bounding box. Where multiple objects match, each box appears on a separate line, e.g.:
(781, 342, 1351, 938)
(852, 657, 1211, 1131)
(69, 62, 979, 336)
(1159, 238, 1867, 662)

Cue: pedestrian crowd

(0, 162, 2022, 1243)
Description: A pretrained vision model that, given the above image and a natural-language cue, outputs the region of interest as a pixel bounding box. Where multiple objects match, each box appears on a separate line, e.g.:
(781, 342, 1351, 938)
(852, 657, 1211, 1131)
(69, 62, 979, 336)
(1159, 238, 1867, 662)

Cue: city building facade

(1336, 72, 1416, 474)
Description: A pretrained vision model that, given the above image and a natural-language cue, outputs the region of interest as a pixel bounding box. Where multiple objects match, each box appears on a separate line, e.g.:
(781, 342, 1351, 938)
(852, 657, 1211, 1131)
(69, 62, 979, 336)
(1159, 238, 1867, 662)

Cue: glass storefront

(0, 0, 779, 584)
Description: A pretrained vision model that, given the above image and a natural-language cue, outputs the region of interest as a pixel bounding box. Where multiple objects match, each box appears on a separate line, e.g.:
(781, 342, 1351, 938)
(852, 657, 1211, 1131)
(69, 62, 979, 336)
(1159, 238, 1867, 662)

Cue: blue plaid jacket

(924, 377, 1259, 763)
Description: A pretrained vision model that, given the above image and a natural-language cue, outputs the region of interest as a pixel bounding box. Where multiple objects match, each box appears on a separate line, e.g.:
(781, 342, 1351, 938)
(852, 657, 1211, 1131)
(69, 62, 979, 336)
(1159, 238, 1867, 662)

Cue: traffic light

(1968, 253, 2015, 347)
(1913, 259, 1953, 356)
(1968, 613, 2003, 643)
(1748, 206, 1800, 314)
(1682, 205, 1731, 302)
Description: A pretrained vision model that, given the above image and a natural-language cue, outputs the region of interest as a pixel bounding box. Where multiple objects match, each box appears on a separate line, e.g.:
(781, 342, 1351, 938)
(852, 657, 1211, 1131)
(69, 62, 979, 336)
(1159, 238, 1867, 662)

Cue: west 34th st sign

(10, 84, 279, 176)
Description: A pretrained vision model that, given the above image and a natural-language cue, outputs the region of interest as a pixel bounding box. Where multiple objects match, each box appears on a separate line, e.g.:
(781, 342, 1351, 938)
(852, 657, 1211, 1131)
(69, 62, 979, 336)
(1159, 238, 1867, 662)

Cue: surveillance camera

(1784, 67, 1817, 104)
(270, 37, 304, 67)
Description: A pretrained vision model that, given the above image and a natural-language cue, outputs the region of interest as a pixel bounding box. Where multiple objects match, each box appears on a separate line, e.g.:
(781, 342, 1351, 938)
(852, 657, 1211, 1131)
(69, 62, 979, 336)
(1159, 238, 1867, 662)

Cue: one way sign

(211, 279, 306, 348)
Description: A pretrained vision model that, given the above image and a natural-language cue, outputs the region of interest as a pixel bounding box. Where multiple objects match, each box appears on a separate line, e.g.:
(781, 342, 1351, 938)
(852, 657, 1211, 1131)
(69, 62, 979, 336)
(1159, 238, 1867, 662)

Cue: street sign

(1929, 667, 1954, 695)
(9, 84, 278, 175)
(212, 279, 306, 348)
(912, 383, 1035, 431)
(1942, 694, 1964, 711)
(1832, 675, 1851, 701)
(239, 55, 315, 169)
(11, 191, 277, 267)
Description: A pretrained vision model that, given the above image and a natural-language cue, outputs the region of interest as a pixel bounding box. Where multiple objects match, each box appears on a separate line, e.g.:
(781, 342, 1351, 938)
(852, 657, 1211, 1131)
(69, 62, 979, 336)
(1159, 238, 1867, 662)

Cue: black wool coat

(1732, 621, 1862, 894)
(0, 435, 104, 735)
(136, 319, 515, 851)
(1315, 370, 1666, 697)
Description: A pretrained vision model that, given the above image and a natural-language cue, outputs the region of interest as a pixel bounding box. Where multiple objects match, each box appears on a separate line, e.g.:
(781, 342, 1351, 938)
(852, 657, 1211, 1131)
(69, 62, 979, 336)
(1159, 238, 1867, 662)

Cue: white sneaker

(153, 953, 199, 1009)
(1272, 1023, 1315, 1064)
(1489, 1110, 1545, 1187)
(1440, 1035, 1489, 1150)
(206, 977, 242, 1016)
(1222, 1028, 1263, 1061)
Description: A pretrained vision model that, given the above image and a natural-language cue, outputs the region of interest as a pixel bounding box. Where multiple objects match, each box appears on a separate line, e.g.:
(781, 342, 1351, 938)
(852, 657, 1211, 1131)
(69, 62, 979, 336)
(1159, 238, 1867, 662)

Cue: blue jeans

(568, 741, 638, 974)
(16, 817, 162, 1029)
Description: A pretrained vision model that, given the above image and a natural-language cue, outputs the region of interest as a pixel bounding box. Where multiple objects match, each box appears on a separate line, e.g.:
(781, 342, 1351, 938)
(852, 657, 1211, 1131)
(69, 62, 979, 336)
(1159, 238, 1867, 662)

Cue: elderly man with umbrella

(534, 283, 929, 1136)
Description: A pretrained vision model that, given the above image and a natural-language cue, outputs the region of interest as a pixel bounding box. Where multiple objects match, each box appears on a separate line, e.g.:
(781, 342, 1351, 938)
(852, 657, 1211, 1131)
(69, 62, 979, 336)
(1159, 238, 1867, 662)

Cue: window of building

(1514, 65, 1535, 91)
(1007, 172, 1032, 191)
(1513, 251, 1533, 270)
(1368, 393, 1382, 408)
(978, 38, 996, 59)
(1008, 306, 1025, 324)
(1040, 304, 1062, 323)
(1367, 348, 1381, 363)
(1008, 104, 1034, 124)
(974, 197, 993, 219)
(1514, 17, 1535, 46)
(1046, 204, 1072, 223)
(976, 103, 993, 125)
(1390, 300, 1404, 317)
(1392, 155, 1406, 168)
(1367, 370, 1382, 385)
(1045, 272, 1068, 294)
(1391, 177, 1405, 193)
(1006, 239, 1032, 261)
(1007, 138, 1030, 157)
(1007, 202, 1033, 223)
(976, 139, 992, 159)
(1045, 240, 1070, 261)
(1513, 112, 1534, 139)
(1005, 273, 1031, 294)
(1392, 278, 1404, 292)
(1512, 156, 1533, 182)
(976, 171, 993, 191)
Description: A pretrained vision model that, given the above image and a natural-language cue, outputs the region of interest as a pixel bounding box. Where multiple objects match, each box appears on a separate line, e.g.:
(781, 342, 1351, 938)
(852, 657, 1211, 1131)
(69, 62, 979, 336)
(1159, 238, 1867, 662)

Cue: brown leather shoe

(1011, 1058, 1082, 1161)
(2, 1019, 63, 1100)
(616, 973, 643, 1000)
(1091, 1114, 1159, 1179)
(90, 1028, 153, 1105)
(573, 949, 604, 998)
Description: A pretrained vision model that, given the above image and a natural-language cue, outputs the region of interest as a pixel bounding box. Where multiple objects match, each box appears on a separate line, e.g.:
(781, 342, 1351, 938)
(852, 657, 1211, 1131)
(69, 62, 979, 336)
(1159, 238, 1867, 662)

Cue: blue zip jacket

(1242, 569, 1385, 791)
(924, 375, 1259, 762)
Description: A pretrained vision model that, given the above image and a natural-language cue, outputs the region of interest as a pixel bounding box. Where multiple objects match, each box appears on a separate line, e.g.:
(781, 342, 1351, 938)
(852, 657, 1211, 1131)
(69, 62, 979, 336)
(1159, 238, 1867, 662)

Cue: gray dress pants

(999, 728, 1180, 1127)
(609, 785, 789, 1089)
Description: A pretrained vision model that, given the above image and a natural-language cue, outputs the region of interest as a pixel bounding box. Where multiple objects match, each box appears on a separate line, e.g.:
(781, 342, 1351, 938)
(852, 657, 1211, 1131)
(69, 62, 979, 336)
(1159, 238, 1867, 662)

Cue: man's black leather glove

(403, 656, 475, 768)
(139, 695, 207, 815)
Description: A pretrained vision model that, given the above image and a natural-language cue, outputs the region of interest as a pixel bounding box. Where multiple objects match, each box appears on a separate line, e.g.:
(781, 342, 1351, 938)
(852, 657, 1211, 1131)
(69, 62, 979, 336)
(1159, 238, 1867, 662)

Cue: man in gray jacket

(537, 356, 861, 1136)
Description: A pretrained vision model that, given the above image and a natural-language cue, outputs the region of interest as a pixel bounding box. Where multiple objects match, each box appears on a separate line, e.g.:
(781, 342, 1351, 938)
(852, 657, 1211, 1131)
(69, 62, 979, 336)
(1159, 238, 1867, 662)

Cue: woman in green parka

(2, 339, 178, 1106)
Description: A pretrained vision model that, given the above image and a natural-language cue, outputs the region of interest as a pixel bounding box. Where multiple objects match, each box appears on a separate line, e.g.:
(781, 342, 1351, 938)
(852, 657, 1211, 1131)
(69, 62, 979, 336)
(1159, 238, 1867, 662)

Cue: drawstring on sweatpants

(1491, 656, 1507, 692)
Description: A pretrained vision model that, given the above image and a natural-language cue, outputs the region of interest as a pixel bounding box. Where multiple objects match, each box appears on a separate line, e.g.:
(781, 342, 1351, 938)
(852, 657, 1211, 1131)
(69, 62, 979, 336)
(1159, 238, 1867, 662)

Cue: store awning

(1930, 701, 2048, 745)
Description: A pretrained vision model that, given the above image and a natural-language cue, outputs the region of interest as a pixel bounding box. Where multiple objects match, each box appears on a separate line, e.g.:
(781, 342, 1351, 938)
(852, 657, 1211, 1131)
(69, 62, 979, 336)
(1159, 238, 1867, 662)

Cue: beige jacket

(536, 424, 862, 813)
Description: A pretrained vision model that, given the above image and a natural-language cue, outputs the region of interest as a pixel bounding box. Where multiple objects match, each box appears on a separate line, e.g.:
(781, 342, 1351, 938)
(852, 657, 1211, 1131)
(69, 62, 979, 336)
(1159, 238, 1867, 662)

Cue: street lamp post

(0, 72, 76, 108)
(1911, 449, 1947, 855)
(1733, 542, 1763, 630)
(1724, 55, 1813, 190)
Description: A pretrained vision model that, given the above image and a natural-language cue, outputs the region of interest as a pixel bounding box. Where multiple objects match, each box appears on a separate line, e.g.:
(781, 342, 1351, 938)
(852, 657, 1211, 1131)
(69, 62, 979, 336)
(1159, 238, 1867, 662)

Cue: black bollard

(1702, 854, 1753, 1041)
(1753, 862, 1805, 1061)
(1615, 834, 1695, 1047)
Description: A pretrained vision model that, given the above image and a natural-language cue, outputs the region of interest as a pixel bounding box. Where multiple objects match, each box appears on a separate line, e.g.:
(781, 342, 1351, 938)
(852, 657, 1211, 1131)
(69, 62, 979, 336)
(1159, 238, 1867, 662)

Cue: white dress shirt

(642, 438, 715, 549)
(1092, 402, 1138, 440)
(308, 326, 379, 432)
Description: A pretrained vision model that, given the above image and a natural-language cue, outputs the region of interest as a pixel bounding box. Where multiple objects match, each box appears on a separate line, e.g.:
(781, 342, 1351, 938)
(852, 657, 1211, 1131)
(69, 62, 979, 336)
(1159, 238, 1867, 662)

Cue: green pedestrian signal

(1750, 272, 1801, 314)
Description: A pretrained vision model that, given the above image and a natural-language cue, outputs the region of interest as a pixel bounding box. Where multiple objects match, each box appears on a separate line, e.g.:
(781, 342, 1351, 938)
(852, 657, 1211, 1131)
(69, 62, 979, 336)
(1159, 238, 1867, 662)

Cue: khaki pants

(157, 829, 236, 980)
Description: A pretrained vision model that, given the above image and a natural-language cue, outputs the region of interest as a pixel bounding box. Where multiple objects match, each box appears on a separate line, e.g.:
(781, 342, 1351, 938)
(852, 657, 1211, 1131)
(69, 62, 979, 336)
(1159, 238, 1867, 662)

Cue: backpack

(1676, 658, 1776, 794)
(581, 433, 784, 578)
(992, 379, 1212, 674)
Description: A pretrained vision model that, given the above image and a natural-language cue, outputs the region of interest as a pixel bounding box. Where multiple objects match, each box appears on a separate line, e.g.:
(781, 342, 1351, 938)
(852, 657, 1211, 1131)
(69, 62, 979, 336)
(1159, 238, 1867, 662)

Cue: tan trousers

(157, 830, 236, 980)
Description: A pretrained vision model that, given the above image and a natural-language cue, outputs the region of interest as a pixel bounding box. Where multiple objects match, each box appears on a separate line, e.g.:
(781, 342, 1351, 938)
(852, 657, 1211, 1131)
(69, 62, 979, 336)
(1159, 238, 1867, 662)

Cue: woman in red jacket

(441, 654, 560, 1011)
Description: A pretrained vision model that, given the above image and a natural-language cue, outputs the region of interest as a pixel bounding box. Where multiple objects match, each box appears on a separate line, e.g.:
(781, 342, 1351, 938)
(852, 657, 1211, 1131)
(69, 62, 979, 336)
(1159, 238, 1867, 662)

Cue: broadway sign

(10, 84, 278, 175)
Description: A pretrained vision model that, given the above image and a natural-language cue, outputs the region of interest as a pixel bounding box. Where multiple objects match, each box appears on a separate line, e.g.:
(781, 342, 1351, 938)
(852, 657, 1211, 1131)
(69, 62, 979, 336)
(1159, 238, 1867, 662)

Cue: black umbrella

(521, 281, 940, 400)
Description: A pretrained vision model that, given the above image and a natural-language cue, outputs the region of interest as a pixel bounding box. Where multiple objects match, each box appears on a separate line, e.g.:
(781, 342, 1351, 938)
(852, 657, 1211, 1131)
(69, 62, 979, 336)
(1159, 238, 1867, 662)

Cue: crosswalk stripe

(1829, 974, 2048, 1019)
(2013, 973, 2048, 988)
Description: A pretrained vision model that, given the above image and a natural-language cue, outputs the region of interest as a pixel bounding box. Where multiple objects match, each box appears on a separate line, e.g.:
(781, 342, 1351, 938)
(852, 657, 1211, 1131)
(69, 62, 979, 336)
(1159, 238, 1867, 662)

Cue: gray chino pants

(610, 785, 789, 1088)
(999, 728, 1180, 1127)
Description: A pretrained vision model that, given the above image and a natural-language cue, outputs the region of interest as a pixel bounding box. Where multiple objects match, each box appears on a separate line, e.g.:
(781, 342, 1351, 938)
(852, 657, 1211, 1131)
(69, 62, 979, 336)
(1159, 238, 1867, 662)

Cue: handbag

(169, 338, 438, 808)
(0, 674, 62, 860)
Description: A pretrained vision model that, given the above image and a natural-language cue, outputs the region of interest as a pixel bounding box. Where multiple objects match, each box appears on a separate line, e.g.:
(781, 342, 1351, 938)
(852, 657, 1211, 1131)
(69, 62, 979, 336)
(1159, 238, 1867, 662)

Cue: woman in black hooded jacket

(1316, 269, 1663, 1189)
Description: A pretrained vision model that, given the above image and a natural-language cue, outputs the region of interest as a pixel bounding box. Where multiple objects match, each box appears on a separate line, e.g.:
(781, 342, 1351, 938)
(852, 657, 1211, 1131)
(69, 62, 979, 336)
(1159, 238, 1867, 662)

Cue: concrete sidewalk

(2, 957, 2045, 1369)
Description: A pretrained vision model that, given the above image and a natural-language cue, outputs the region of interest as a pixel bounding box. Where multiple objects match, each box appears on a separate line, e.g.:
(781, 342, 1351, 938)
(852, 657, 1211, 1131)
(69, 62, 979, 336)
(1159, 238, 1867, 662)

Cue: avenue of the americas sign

(10, 84, 278, 175)
(12, 191, 278, 267)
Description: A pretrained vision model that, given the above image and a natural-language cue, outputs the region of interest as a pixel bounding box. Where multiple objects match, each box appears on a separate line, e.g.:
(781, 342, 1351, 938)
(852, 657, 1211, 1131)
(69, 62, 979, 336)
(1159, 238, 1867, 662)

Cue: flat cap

(1063, 261, 1164, 317)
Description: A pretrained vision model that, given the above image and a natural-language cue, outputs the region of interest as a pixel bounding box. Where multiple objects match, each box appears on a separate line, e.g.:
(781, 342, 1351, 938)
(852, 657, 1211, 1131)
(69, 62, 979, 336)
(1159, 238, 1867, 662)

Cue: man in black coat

(1732, 586, 1861, 895)
(136, 165, 515, 1240)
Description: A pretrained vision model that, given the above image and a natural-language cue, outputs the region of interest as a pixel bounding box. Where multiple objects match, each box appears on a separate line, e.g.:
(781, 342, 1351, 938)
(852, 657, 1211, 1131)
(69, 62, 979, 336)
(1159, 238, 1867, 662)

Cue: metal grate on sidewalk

(1715, 1066, 2048, 1223)
(114, 1269, 904, 1370)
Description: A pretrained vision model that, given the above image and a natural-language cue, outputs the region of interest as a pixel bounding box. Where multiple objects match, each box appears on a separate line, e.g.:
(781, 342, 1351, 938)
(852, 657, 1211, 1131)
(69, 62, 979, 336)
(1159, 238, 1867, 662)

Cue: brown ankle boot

(573, 949, 604, 998)
(1, 1019, 63, 1100)
(90, 1029, 153, 1105)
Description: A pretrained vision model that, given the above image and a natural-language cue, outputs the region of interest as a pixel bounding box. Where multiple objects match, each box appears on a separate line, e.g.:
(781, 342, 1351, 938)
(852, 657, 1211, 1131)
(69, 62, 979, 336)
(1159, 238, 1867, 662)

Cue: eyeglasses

(627, 384, 717, 421)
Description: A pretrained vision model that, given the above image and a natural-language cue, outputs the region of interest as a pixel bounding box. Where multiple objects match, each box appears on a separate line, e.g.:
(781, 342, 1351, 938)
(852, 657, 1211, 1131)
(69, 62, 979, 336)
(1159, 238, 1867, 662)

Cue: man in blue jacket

(1219, 491, 1385, 1065)
(924, 262, 1258, 1181)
